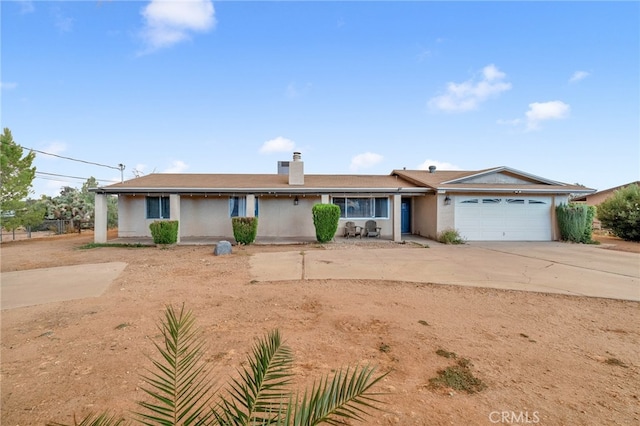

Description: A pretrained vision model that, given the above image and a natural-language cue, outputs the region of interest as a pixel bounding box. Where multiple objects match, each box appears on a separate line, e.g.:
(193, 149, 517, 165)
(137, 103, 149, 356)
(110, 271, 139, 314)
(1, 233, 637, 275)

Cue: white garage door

(454, 196, 552, 241)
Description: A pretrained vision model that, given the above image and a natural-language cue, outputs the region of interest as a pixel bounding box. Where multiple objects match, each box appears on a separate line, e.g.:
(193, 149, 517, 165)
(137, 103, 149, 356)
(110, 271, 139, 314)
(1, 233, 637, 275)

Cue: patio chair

(362, 220, 381, 238)
(343, 221, 362, 238)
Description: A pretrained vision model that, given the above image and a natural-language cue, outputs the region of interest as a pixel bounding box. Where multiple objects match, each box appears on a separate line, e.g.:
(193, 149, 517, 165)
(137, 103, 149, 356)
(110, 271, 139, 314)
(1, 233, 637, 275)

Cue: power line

(36, 171, 114, 183)
(20, 145, 123, 171)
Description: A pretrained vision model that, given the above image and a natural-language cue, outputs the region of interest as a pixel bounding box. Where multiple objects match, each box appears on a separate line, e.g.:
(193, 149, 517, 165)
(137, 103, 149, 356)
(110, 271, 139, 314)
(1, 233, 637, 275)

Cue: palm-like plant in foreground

(49, 305, 386, 426)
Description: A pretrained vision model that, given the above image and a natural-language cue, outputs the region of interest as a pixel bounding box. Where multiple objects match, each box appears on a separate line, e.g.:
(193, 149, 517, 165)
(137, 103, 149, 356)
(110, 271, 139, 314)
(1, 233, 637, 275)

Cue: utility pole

(118, 163, 126, 182)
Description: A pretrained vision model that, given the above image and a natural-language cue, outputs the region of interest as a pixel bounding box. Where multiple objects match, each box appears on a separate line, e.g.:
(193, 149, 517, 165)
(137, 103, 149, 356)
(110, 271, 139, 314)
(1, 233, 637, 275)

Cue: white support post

(393, 194, 402, 242)
(94, 193, 108, 243)
(170, 194, 181, 243)
(246, 194, 256, 217)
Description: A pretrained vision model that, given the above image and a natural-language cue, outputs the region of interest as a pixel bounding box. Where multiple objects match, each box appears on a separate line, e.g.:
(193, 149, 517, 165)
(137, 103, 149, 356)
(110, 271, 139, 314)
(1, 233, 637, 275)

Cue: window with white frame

(229, 196, 259, 217)
(146, 196, 170, 219)
(332, 197, 388, 219)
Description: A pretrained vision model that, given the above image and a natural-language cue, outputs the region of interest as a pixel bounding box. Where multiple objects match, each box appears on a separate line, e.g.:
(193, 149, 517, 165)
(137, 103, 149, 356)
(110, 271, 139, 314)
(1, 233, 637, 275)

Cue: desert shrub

(582, 205, 597, 243)
(437, 228, 465, 244)
(429, 357, 486, 394)
(48, 305, 386, 426)
(149, 220, 178, 245)
(597, 184, 640, 242)
(312, 203, 340, 243)
(232, 216, 258, 245)
(556, 204, 589, 243)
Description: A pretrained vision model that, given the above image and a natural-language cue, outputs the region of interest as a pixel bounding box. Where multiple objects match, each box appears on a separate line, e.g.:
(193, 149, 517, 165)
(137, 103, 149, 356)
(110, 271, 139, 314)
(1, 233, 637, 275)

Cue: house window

(146, 196, 170, 219)
(482, 198, 501, 204)
(529, 200, 547, 204)
(506, 199, 525, 204)
(332, 197, 389, 219)
(229, 197, 259, 217)
(461, 199, 479, 204)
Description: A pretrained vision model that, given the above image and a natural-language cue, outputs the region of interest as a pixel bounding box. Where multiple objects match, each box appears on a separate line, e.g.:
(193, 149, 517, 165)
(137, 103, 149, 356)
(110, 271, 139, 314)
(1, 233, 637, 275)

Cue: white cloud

(569, 70, 590, 83)
(52, 7, 73, 33)
(350, 152, 383, 172)
(428, 64, 512, 112)
(285, 82, 312, 99)
(17, 0, 34, 14)
(43, 179, 67, 197)
(164, 160, 189, 173)
(525, 101, 571, 131)
(140, 0, 216, 53)
(260, 136, 296, 154)
(131, 163, 148, 177)
(417, 159, 461, 171)
(40, 141, 68, 156)
(0, 81, 17, 90)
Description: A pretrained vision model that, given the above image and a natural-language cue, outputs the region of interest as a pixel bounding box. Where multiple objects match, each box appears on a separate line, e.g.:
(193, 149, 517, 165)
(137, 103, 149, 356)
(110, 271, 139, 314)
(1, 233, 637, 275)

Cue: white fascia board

(95, 187, 431, 195)
(438, 187, 596, 194)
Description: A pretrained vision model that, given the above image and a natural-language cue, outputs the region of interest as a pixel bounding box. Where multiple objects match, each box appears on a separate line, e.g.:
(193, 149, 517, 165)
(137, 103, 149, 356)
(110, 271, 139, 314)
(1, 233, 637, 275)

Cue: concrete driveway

(1, 243, 637, 310)
(250, 242, 640, 301)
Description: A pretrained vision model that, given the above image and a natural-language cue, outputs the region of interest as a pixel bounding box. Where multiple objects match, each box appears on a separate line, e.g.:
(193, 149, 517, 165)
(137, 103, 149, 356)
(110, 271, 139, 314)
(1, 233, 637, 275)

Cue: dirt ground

(1, 232, 638, 425)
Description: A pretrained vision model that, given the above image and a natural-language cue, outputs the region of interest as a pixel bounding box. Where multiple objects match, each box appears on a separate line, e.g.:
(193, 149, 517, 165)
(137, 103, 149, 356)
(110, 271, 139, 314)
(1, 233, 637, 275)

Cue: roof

(96, 173, 427, 195)
(572, 181, 640, 201)
(392, 166, 595, 194)
(95, 166, 596, 195)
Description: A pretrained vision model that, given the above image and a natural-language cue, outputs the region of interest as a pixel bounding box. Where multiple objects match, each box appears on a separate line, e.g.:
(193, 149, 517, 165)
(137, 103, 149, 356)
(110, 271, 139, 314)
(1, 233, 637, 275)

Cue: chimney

(288, 152, 304, 185)
(428, 165, 436, 173)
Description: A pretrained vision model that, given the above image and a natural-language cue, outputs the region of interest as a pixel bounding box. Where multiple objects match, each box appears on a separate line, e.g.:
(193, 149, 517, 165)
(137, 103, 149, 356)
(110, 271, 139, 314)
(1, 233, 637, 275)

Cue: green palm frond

(215, 329, 293, 425)
(135, 304, 215, 426)
(47, 412, 128, 426)
(288, 365, 387, 426)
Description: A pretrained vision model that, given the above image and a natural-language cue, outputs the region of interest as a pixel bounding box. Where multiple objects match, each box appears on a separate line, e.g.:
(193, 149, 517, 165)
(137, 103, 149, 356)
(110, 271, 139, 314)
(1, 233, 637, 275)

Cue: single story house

(572, 181, 639, 229)
(92, 152, 594, 243)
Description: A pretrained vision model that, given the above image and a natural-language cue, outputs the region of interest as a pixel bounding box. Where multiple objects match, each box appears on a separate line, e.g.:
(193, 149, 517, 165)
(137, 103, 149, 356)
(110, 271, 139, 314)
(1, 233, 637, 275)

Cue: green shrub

(149, 220, 178, 245)
(312, 203, 340, 243)
(556, 204, 590, 243)
(597, 184, 640, 242)
(437, 228, 465, 244)
(582, 205, 597, 243)
(232, 216, 258, 245)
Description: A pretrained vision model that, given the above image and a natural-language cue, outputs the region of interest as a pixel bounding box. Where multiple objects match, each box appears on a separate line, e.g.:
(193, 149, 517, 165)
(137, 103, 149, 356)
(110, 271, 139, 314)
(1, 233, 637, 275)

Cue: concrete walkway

(1, 262, 128, 310)
(250, 242, 640, 301)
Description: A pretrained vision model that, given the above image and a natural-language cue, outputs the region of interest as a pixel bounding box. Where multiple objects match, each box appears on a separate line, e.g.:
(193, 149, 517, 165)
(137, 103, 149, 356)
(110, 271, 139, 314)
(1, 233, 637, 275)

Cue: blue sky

(2, 0, 638, 198)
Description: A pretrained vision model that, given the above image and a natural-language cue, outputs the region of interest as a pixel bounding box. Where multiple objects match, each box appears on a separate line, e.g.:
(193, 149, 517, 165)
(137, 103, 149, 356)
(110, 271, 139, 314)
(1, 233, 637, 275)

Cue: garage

(454, 196, 552, 241)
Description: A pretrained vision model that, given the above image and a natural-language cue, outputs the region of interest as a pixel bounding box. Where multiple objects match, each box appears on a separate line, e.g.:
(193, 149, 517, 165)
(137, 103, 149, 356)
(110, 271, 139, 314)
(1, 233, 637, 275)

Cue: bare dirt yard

(1, 232, 638, 425)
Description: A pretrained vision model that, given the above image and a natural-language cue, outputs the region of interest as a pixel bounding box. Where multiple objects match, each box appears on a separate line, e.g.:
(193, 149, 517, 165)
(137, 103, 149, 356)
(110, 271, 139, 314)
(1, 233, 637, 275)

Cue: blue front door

(401, 199, 411, 233)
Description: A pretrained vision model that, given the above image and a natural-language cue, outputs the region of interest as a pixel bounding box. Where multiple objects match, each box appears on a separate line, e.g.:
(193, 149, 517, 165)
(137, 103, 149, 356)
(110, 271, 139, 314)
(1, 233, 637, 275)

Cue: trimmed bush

(149, 220, 178, 245)
(232, 216, 258, 245)
(437, 228, 465, 244)
(597, 184, 640, 242)
(312, 203, 340, 243)
(556, 203, 590, 243)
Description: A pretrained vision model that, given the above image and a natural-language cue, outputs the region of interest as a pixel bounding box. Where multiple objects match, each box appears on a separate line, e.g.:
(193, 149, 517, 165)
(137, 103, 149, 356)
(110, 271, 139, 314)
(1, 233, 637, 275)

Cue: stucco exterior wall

(180, 196, 233, 237)
(256, 196, 319, 237)
(411, 194, 437, 239)
(117, 195, 148, 237)
(437, 194, 455, 235)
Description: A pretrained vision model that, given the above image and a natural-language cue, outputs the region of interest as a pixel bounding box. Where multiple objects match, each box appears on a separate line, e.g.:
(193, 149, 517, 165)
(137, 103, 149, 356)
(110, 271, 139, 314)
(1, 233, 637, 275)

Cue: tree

(1, 128, 36, 212)
(597, 184, 640, 242)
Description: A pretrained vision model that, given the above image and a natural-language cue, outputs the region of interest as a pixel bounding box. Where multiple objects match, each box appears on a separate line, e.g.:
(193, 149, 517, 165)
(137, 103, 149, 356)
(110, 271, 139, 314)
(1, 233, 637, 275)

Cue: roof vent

(293, 152, 302, 161)
(428, 165, 436, 173)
